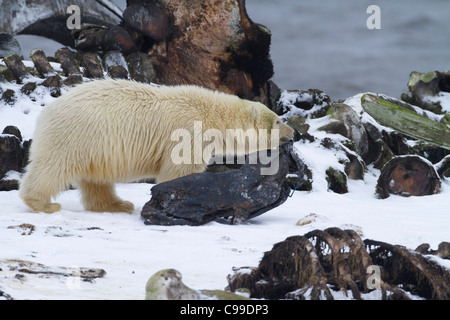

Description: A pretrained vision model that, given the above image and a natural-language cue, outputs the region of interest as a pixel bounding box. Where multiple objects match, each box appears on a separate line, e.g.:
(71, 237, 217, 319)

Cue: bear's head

(250, 102, 295, 149)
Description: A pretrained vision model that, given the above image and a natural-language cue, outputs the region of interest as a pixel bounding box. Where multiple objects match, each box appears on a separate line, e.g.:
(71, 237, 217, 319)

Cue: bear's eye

(276, 120, 280, 125)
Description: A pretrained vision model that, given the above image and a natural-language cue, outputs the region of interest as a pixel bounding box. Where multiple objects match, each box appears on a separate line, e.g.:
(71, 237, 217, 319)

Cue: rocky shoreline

(1, 0, 449, 300)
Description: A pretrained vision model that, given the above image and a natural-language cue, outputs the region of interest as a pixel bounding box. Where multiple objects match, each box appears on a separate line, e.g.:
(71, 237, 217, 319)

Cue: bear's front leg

(79, 180, 134, 213)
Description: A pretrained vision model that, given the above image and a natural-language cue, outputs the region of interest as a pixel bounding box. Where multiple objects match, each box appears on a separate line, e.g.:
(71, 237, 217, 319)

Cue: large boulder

(141, 143, 303, 226)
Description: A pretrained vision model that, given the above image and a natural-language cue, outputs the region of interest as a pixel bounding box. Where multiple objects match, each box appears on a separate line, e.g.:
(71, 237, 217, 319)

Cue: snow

(2, 177, 449, 300)
(423, 92, 450, 113)
(1, 63, 450, 300)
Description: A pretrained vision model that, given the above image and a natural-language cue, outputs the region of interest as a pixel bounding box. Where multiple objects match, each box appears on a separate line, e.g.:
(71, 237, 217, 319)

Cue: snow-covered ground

(1, 62, 449, 300)
(1, 173, 449, 300)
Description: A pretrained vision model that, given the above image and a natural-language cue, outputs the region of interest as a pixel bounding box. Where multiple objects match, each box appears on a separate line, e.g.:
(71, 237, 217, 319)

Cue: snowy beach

(1, 0, 450, 300)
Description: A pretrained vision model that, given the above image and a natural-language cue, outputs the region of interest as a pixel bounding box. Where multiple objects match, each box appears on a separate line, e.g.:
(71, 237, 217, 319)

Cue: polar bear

(19, 79, 294, 214)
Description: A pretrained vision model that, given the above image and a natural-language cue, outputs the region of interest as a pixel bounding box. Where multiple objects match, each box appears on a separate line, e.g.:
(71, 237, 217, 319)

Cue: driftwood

(0, 259, 106, 279)
(376, 155, 441, 199)
(361, 94, 450, 150)
(227, 228, 450, 300)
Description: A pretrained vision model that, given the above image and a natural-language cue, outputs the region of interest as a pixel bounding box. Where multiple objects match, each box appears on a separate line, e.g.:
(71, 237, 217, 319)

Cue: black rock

(0, 127, 30, 191)
(275, 89, 332, 118)
(2, 125, 22, 142)
(0, 34, 23, 59)
(141, 143, 303, 226)
(0, 133, 24, 178)
(126, 51, 156, 83)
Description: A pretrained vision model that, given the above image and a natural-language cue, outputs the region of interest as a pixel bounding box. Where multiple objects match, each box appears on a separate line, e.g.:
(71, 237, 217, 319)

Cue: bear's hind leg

(19, 169, 63, 214)
(79, 180, 134, 213)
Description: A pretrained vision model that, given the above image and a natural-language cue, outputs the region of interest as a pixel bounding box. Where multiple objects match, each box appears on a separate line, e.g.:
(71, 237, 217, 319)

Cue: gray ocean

(16, 0, 450, 101)
(245, 0, 450, 100)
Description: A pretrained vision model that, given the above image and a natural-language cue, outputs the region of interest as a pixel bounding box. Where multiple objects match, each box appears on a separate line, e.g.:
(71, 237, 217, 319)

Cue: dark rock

(20, 82, 37, 96)
(362, 118, 416, 169)
(2, 126, 22, 142)
(81, 52, 104, 79)
(41, 75, 62, 97)
(126, 51, 156, 83)
(102, 51, 129, 79)
(1, 89, 16, 105)
(123, 3, 169, 42)
(319, 137, 364, 183)
(411, 141, 450, 165)
(363, 123, 394, 168)
(0, 289, 13, 300)
(376, 155, 441, 199)
(344, 153, 365, 180)
(63, 74, 84, 87)
(436, 155, 450, 178)
(30, 49, 55, 77)
(436, 242, 450, 259)
(73, 25, 108, 52)
(0, 132, 25, 179)
(55, 47, 81, 76)
(103, 26, 139, 55)
(326, 167, 348, 194)
(2, 54, 28, 83)
(102, 50, 128, 70)
(0, 33, 23, 59)
(296, 132, 315, 143)
(275, 89, 332, 118)
(0, 178, 19, 191)
(141, 143, 301, 226)
(0, 65, 15, 82)
(106, 65, 128, 79)
(267, 80, 281, 113)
